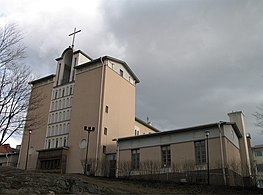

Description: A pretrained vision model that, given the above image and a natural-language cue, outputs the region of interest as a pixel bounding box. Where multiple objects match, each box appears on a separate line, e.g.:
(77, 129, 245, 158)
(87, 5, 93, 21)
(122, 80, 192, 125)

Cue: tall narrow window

(69, 86, 72, 95)
(55, 138, 58, 148)
(48, 140, 51, 149)
(195, 140, 206, 164)
(103, 145, 106, 154)
(105, 105, 109, 113)
(131, 149, 140, 170)
(104, 127, 108, 135)
(63, 137, 67, 147)
(161, 145, 171, 167)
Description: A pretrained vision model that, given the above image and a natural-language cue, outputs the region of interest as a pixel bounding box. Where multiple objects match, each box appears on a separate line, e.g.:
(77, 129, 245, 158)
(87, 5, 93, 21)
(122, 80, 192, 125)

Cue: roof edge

(29, 74, 55, 85)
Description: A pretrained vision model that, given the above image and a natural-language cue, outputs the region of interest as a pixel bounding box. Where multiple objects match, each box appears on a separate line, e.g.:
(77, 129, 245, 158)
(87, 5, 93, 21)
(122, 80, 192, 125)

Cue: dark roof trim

(75, 56, 140, 84)
(115, 121, 242, 142)
(103, 56, 140, 84)
(252, 144, 263, 149)
(29, 74, 55, 85)
(135, 117, 160, 132)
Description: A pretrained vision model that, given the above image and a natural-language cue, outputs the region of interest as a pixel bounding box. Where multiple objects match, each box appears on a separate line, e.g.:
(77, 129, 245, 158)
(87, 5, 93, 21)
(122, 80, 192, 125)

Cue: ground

(1, 167, 263, 194)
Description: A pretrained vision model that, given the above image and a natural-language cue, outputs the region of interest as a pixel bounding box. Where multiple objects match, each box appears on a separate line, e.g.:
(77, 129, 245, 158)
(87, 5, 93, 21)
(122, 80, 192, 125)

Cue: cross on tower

(69, 27, 81, 49)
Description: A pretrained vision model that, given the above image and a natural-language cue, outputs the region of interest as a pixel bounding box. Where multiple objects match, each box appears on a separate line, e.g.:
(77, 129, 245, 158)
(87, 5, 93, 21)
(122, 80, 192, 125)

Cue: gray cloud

(99, 0, 263, 144)
(1, 0, 263, 146)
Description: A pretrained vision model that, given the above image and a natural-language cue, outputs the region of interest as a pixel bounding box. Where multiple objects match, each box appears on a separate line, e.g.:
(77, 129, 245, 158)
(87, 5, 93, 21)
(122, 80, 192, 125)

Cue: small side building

(115, 111, 252, 186)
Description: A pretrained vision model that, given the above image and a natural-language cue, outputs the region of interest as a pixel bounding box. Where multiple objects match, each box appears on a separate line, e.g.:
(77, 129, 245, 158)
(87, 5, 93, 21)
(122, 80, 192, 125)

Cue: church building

(17, 46, 158, 176)
(18, 43, 252, 186)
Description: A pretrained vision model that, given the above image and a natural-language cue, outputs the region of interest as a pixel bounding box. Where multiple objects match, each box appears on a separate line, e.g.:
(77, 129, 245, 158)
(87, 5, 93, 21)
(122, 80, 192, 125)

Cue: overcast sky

(1, 0, 263, 147)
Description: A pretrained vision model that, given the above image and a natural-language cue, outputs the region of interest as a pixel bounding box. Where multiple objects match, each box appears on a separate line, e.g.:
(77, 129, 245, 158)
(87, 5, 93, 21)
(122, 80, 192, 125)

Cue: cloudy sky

(1, 0, 263, 147)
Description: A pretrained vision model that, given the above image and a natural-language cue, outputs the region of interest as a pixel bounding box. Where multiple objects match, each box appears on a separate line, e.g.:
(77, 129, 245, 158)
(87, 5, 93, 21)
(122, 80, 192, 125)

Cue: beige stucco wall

(224, 137, 242, 174)
(170, 142, 195, 168)
(67, 65, 102, 173)
(67, 64, 137, 173)
(117, 136, 242, 175)
(18, 79, 54, 170)
(99, 66, 136, 158)
(140, 146, 161, 162)
(134, 120, 158, 135)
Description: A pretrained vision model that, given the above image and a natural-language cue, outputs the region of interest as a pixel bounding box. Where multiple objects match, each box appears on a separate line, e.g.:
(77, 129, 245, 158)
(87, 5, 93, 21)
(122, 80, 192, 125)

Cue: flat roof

(114, 121, 242, 142)
(29, 74, 55, 85)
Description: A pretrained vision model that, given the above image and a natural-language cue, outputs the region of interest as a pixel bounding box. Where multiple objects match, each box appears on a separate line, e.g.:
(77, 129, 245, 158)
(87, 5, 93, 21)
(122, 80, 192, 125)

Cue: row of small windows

(46, 136, 68, 149)
(47, 122, 70, 137)
(51, 97, 73, 111)
(108, 62, 135, 85)
(52, 84, 74, 100)
(49, 109, 71, 124)
(131, 141, 207, 170)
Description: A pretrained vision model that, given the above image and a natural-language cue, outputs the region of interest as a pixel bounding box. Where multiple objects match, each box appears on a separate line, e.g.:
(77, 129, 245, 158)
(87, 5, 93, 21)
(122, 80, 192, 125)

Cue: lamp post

(205, 130, 210, 185)
(84, 126, 95, 175)
(25, 130, 32, 170)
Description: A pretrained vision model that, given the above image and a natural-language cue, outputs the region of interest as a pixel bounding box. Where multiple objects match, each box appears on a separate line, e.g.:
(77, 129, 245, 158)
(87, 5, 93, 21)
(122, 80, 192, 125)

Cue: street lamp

(83, 126, 95, 175)
(205, 130, 210, 185)
(25, 130, 32, 170)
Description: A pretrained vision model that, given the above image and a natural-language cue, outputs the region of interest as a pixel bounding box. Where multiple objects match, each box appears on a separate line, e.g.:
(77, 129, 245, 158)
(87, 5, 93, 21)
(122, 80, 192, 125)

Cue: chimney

(228, 111, 251, 177)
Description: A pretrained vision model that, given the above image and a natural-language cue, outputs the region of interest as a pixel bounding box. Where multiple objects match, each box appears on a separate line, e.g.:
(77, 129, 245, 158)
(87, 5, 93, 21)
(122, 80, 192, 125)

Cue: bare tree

(0, 23, 25, 68)
(0, 23, 43, 145)
(253, 104, 263, 129)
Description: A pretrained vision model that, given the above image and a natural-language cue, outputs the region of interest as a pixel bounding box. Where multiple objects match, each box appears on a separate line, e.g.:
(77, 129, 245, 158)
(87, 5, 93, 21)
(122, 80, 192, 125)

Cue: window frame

(131, 149, 140, 170)
(161, 145, 171, 168)
(194, 140, 206, 165)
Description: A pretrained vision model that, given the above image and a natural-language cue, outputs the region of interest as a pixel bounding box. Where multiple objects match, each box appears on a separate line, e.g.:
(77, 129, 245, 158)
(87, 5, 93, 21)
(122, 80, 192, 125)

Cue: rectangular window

(255, 151, 263, 157)
(63, 137, 67, 147)
(105, 105, 109, 113)
(55, 138, 58, 148)
(103, 145, 106, 154)
(104, 127, 108, 135)
(131, 149, 140, 170)
(120, 69, 123, 77)
(161, 145, 171, 167)
(135, 129, 140, 136)
(48, 140, 51, 149)
(195, 140, 206, 164)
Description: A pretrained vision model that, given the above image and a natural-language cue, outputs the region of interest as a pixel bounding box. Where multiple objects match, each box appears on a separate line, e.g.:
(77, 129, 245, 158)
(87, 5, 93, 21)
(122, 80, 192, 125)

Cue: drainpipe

(95, 57, 106, 172)
(113, 139, 120, 178)
(218, 122, 227, 186)
(5, 153, 9, 166)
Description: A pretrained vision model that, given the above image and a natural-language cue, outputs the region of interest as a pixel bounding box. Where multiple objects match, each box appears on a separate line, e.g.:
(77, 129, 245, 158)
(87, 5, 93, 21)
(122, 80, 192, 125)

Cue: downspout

(114, 139, 120, 178)
(6, 153, 9, 166)
(218, 122, 227, 186)
(95, 57, 106, 172)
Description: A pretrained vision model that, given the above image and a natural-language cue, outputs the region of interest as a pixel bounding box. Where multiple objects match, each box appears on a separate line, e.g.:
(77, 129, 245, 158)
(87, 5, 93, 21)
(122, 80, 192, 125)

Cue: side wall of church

(18, 78, 54, 170)
(99, 65, 136, 158)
